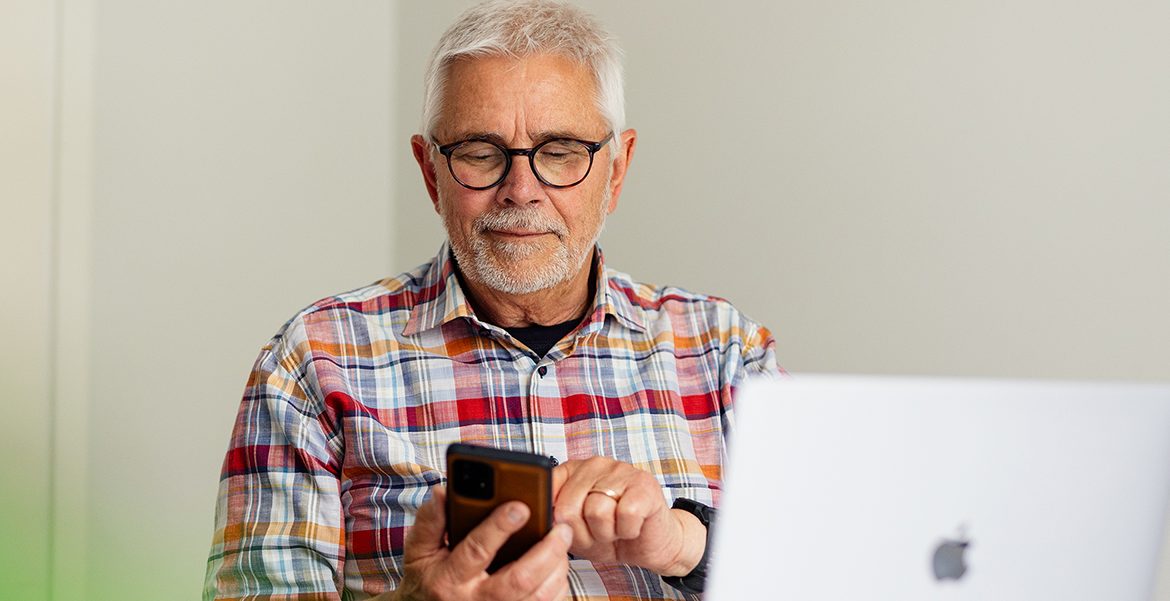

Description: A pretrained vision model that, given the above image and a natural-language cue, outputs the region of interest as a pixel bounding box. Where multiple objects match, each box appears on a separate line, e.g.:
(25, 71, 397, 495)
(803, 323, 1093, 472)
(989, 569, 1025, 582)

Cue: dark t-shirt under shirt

(505, 319, 579, 357)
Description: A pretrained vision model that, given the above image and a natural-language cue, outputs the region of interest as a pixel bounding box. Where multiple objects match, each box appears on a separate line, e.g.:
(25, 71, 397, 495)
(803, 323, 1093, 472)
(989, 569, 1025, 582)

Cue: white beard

(441, 180, 611, 295)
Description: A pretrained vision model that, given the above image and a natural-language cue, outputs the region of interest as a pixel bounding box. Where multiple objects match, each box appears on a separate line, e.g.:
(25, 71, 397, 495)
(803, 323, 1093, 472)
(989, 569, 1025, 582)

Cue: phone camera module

(452, 459, 494, 500)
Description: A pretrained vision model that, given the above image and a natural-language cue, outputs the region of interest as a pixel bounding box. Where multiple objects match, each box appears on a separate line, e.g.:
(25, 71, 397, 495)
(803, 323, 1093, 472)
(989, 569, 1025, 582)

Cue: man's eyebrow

(532, 129, 598, 142)
(443, 131, 507, 145)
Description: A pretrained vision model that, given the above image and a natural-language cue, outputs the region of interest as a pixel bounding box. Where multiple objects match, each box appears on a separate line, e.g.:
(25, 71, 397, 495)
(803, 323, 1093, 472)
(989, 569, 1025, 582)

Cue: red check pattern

(204, 244, 779, 600)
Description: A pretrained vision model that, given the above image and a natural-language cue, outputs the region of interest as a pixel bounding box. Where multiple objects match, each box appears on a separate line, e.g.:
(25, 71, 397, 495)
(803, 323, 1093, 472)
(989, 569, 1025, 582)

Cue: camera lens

(452, 459, 494, 500)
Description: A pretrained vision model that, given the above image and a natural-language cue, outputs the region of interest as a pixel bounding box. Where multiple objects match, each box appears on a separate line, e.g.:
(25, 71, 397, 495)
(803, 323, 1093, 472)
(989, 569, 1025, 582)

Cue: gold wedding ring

(587, 488, 621, 501)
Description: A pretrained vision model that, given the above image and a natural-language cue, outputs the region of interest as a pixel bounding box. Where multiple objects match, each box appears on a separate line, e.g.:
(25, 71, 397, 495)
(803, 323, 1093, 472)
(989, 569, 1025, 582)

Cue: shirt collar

(402, 241, 647, 337)
(593, 249, 647, 334)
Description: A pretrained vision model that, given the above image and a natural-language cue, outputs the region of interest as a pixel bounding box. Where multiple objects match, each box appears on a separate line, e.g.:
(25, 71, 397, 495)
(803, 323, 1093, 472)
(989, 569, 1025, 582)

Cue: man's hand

(378, 486, 573, 601)
(552, 458, 707, 577)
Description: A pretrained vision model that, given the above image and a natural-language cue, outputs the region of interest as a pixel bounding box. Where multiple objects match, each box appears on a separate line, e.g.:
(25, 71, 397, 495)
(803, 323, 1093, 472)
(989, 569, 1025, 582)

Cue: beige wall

(4, 1, 396, 599)
(4, 0, 1167, 599)
(87, 3, 395, 598)
(394, 0, 1170, 382)
(87, 2, 395, 598)
(0, 0, 56, 597)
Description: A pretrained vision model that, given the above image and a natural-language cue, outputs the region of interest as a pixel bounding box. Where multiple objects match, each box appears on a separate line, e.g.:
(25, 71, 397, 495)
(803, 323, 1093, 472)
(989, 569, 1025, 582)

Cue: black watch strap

(661, 498, 715, 595)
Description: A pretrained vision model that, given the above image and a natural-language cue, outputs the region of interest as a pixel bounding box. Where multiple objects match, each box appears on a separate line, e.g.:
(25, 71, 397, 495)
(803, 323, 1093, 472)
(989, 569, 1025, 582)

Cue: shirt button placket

(529, 362, 553, 456)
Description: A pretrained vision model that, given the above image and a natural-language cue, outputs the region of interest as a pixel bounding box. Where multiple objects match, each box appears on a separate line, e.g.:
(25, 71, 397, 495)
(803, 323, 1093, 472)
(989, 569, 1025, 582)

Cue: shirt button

(538, 366, 548, 377)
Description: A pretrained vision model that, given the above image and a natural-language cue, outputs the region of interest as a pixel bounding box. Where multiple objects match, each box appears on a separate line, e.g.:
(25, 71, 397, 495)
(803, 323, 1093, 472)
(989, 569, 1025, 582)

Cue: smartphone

(445, 443, 554, 573)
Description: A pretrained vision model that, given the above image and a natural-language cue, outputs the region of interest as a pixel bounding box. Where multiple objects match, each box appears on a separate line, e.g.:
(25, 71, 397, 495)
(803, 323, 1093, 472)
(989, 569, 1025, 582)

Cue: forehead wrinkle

(436, 54, 605, 146)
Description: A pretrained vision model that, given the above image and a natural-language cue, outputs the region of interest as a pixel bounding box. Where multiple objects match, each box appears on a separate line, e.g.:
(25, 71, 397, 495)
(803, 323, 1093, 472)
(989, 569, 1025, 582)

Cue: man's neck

(456, 252, 597, 328)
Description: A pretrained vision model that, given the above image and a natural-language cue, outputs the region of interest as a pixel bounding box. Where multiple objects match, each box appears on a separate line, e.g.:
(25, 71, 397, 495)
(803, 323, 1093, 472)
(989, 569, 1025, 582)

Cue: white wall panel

(0, 1, 56, 598)
(85, 2, 394, 598)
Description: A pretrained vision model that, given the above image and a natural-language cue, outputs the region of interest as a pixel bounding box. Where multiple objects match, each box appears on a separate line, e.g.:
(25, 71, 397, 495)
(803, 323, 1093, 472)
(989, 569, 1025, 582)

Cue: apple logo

(931, 535, 971, 581)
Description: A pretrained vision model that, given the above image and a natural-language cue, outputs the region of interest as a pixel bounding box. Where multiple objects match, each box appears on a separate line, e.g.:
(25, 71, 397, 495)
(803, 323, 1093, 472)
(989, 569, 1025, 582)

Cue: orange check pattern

(204, 244, 779, 600)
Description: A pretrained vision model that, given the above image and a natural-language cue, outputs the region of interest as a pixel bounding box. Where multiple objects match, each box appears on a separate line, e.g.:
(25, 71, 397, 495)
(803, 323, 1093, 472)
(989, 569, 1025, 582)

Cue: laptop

(707, 375, 1170, 600)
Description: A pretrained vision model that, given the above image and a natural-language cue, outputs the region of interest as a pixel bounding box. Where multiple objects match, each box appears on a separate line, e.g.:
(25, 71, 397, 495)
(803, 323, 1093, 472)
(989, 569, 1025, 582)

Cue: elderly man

(204, 1, 778, 599)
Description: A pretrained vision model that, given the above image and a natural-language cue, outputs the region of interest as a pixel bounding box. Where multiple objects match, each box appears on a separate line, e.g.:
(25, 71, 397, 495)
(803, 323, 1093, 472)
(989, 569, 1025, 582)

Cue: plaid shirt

(204, 243, 779, 600)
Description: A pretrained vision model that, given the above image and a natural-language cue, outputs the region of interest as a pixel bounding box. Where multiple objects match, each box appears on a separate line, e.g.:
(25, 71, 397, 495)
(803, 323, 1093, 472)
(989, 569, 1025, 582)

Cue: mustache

(474, 207, 568, 237)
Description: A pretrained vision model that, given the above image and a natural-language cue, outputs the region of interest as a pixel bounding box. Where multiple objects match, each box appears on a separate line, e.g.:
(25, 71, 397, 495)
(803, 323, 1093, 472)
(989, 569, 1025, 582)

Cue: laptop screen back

(708, 376, 1170, 601)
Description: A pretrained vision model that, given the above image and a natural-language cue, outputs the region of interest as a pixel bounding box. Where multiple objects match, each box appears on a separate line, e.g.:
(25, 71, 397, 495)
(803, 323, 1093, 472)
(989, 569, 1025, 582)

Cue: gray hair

(421, 0, 625, 147)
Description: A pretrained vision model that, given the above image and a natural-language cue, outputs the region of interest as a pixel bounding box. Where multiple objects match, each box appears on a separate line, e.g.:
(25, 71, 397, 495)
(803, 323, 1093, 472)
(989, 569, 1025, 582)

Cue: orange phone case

(445, 444, 554, 573)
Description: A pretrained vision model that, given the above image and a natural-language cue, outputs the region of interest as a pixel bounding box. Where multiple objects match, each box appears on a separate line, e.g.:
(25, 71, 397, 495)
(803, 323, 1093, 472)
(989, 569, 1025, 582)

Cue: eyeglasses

(435, 132, 614, 190)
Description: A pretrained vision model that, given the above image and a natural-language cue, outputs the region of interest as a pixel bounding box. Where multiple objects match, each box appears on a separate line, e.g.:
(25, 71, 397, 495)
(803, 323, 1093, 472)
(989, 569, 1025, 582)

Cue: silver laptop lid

(708, 376, 1170, 601)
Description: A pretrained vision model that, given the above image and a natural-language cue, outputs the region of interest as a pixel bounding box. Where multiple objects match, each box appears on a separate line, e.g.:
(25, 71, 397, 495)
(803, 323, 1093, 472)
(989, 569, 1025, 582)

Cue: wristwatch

(662, 498, 715, 595)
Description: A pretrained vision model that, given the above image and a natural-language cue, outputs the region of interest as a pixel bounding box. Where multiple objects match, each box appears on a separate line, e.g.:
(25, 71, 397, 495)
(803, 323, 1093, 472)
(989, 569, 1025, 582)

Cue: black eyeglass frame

(435, 132, 615, 190)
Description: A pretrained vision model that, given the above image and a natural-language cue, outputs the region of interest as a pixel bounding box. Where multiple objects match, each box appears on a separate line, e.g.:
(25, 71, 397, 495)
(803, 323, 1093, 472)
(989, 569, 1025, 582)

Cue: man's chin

(485, 236, 555, 261)
(475, 254, 573, 295)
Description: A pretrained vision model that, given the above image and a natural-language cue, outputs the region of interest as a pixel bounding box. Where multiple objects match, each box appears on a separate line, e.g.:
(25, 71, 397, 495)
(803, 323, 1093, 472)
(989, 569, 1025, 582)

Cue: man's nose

(496, 155, 544, 206)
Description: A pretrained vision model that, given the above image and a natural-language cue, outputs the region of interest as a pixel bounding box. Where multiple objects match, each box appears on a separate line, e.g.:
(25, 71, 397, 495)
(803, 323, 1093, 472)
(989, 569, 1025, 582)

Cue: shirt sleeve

(739, 319, 780, 380)
(665, 313, 778, 596)
(204, 324, 347, 601)
(721, 313, 782, 397)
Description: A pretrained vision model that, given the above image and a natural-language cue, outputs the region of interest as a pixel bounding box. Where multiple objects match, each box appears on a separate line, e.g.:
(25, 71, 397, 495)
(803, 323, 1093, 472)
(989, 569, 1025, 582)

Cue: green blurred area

(0, 498, 213, 600)
(0, 457, 51, 600)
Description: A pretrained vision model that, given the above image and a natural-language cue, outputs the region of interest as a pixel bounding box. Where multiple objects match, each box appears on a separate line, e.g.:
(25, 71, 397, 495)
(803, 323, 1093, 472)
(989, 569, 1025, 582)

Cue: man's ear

(411, 134, 442, 214)
(605, 129, 637, 214)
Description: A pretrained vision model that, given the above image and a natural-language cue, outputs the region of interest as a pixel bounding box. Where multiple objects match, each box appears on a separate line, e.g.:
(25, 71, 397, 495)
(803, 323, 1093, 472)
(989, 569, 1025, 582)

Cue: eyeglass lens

(447, 139, 594, 188)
